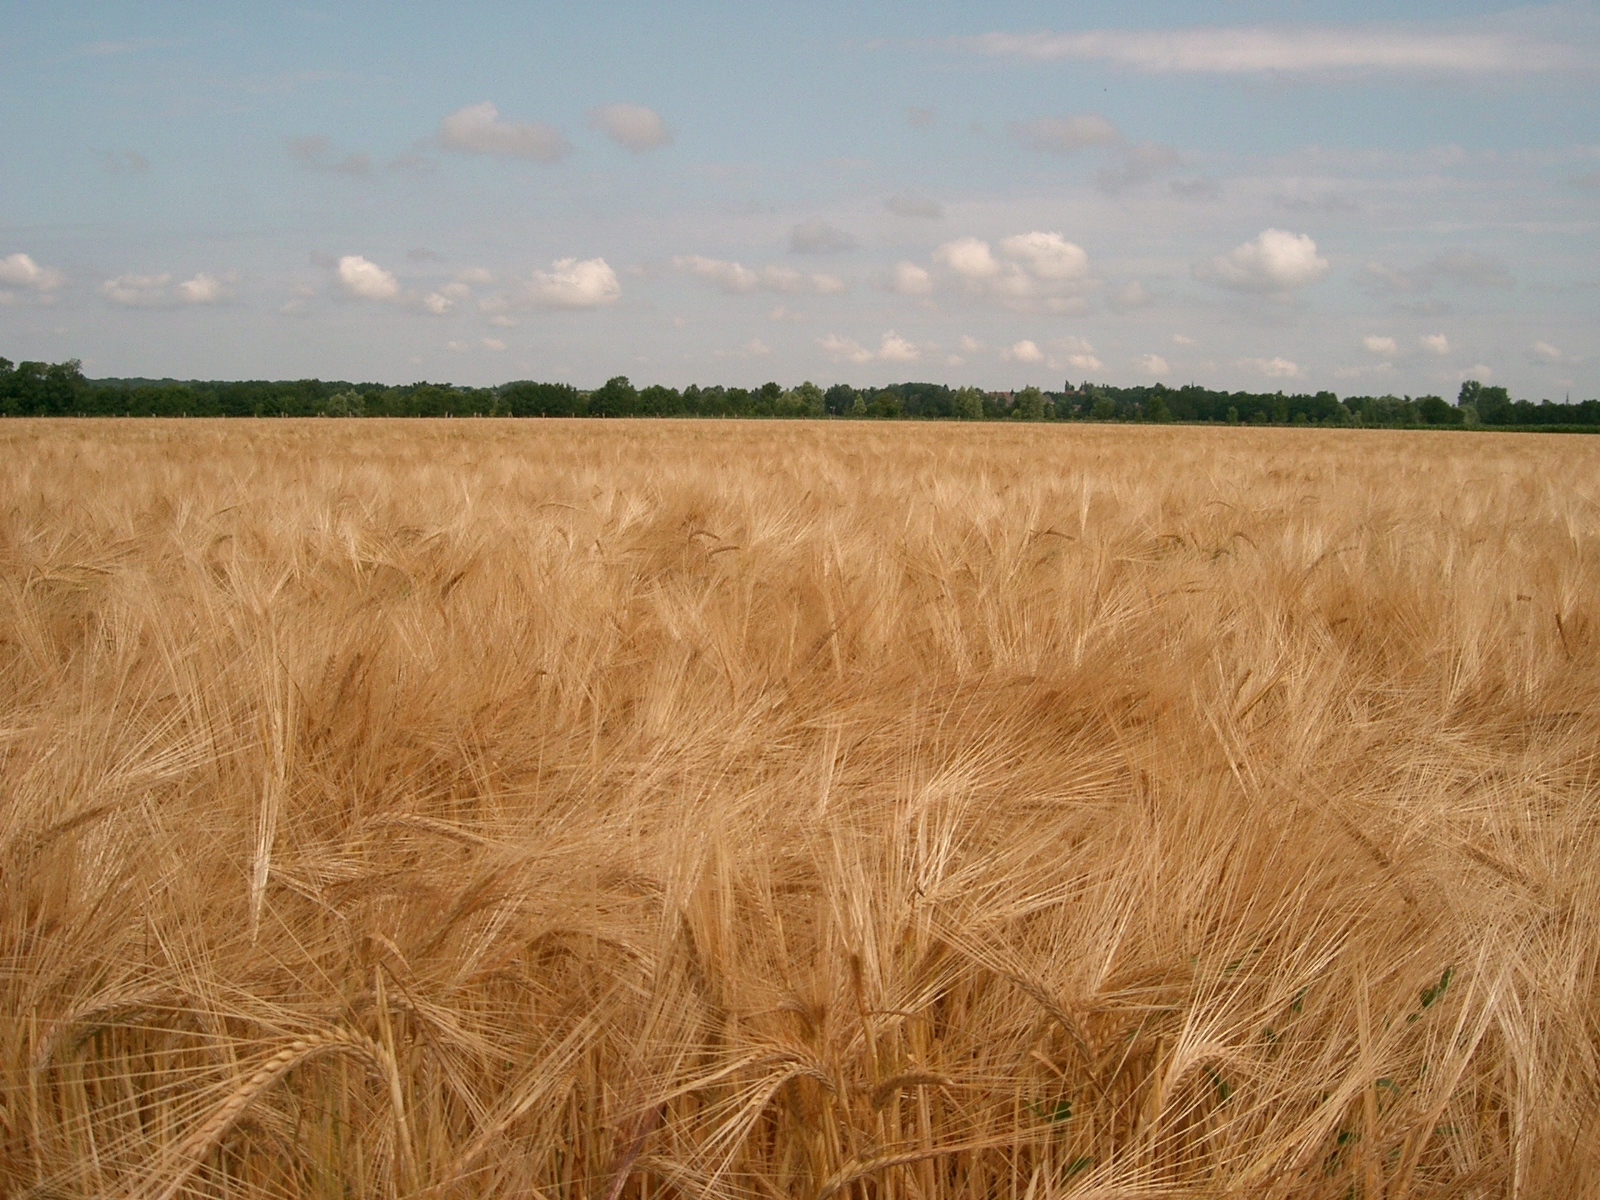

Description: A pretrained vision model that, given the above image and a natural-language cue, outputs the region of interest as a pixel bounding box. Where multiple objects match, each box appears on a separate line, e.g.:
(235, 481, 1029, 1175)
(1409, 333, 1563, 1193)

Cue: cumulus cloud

(1363, 334, 1398, 356)
(1359, 250, 1514, 295)
(905, 106, 936, 129)
(1240, 356, 1303, 378)
(1528, 341, 1567, 364)
(523, 257, 621, 308)
(1419, 333, 1451, 355)
(287, 135, 370, 175)
(1173, 334, 1197, 346)
(675, 255, 844, 296)
(1135, 353, 1170, 376)
(964, 26, 1583, 74)
(998, 231, 1088, 279)
(1005, 339, 1045, 363)
(0, 253, 66, 292)
(934, 237, 1000, 279)
(438, 102, 570, 162)
(1048, 336, 1102, 371)
(1009, 113, 1119, 154)
(886, 194, 944, 219)
(1097, 141, 1182, 193)
(101, 271, 226, 307)
(819, 331, 922, 364)
(337, 255, 401, 301)
(890, 262, 933, 296)
(789, 219, 856, 255)
(178, 273, 223, 303)
(1196, 229, 1328, 293)
(586, 103, 672, 152)
(932, 233, 1093, 310)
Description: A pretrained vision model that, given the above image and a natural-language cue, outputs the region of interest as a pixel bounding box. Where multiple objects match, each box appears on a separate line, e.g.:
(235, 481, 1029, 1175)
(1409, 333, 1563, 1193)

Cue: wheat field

(2, 418, 1598, 1199)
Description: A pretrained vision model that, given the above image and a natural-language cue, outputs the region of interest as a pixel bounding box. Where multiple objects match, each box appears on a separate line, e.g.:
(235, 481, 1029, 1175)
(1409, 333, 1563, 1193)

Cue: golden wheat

(3, 418, 1598, 1199)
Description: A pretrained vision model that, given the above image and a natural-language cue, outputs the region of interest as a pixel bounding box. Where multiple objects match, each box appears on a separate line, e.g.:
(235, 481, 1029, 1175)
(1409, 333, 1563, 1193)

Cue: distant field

(4, 419, 1598, 1198)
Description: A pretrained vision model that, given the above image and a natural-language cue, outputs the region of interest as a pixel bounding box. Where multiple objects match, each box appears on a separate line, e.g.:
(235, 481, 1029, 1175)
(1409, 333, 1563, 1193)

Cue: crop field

(3, 418, 1599, 1199)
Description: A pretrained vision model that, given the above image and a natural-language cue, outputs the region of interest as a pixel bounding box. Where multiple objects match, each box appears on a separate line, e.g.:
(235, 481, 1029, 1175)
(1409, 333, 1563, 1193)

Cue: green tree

(793, 381, 825, 417)
(954, 386, 984, 420)
(589, 376, 638, 417)
(1017, 386, 1045, 421)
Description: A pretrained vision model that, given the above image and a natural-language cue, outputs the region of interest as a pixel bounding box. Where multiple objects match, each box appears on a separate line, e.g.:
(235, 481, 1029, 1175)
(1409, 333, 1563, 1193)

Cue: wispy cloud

(789, 219, 856, 255)
(73, 36, 180, 59)
(962, 25, 1589, 74)
(1008, 113, 1118, 154)
(438, 102, 571, 162)
(1359, 250, 1515, 296)
(101, 271, 225, 307)
(819, 331, 922, 364)
(287, 135, 371, 176)
(885, 194, 944, 219)
(675, 255, 845, 296)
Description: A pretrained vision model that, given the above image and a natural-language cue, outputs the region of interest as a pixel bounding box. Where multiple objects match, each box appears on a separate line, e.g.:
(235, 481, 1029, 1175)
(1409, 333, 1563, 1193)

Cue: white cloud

(524, 257, 621, 308)
(0, 253, 65, 292)
(744, 338, 771, 356)
(1008, 113, 1119, 154)
(1135, 353, 1170, 375)
(790, 219, 856, 254)
(1420, 333, 1451, 356)
(1363, 334, 1398, 356)
(1005, 339, 1045, 363)
(934, 237, 1000, 279)
(177, 273, 222, 303)
(1173, 333, 1197, 346)
(933, 233, 1094, 310)
(674, 255, 841, 296)
(959, 335, 985, 354)
(456, 267, 494, 284)
(438, 102, 571, 162)
(101, 273, 172, 306)
(482, 337, 506, 351)
(101, 271, 227, 307)
(818, 331, 922, 364)
(423, 292, 455, 315)
(819, 334, 873, 364)
(886, 194, 944, 219)
(891, 262, 933, 296)
(1196, 229, 1328, 293)
(997, 231, 1088, 280)
(337, 255, 401, 301)
(1240, 356, 1303, 378)
(964, 26, 1583, 74)
(1048, 337, 1102, 371)
(586, 103, 672, 152)
(879, 332, 920, 363)
(1529, 341, 1565, 364)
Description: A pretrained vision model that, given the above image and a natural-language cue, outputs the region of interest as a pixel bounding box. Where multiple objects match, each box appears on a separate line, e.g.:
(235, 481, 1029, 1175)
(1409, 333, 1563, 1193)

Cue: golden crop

(3, 419, 1598, 1198)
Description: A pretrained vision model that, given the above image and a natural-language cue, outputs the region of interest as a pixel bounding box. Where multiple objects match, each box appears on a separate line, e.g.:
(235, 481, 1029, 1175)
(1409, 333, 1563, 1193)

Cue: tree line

(2, 355, 1597, 429)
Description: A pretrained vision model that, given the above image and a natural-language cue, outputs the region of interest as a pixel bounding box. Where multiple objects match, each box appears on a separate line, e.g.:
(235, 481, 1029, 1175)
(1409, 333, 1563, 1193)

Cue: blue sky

(2, 1, 1597, 396)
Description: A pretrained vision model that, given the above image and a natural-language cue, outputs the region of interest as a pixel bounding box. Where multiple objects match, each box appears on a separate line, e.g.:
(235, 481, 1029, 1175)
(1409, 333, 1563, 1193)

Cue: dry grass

(3, 418, 1599, 1199)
